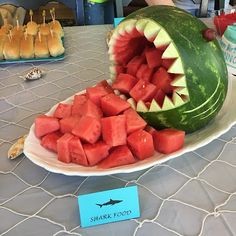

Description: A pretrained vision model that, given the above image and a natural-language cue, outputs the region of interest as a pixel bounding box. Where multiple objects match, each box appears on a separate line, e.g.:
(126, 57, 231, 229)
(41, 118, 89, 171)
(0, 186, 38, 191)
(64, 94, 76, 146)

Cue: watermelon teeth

(171, 75, 186, 87)
(153, 29, 172, 48)
(137, 100, 149, 112)
(109, 18, 190, 112)
(167, 58, 184, 74)
(162, 43, 179, 59)
(172, 92, 186, 107)
(135, 19, 149, 35)
(149, 100, 161, 111)
(144, 21, 161, 42)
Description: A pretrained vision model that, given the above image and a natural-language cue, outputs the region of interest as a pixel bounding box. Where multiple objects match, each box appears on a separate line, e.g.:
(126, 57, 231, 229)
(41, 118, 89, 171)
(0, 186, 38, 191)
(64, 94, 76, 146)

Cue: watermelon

(53, 103, 72, 119)
(144, 47, 162, 69)
(151, 67, 173, 94)
(34, 115, 60, 138)
(112, 73, 138, 94)
(124, 108, 147, 134)
(71, 94, 87, 116)
(136, 64, 153, 82)
(127, 129, 154, 160)
(69, 137, 88, 166)
(83, 141, 110, 166)
(86, 85, 112, 106)
(100, 93, 130, 116)
(98, 145, 136, 169)
(152, 128, 185, 154)
(126, 55, 146, 76)
(78, 99, 103, 118)
(108, 6, 228, 133)
(57, 133, 74, 163)
(60, 116, 81, 134)
(130, 79, 157, 102)
(41, 131, 62, 152)
(72, 116, 101, 144)
(101, 115, 127, 147)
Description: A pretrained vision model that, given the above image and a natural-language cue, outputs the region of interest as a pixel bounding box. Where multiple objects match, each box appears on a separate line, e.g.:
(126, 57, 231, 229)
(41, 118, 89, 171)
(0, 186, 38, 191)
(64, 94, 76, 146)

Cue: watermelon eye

(108, 18, 190, 113)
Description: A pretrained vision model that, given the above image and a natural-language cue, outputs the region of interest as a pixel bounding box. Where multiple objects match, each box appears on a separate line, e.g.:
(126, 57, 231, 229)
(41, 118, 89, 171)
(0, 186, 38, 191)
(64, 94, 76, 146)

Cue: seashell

(20, 67, 43, 81)
(8, 135, 27, 159)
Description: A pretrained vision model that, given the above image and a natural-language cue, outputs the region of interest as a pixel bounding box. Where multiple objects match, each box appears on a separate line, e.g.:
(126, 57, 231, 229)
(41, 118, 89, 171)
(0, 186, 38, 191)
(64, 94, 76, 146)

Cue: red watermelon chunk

(112, 65, 126, 75)
(86, 85, 112, 106)
(145, 47, 162, 69)
(100, 93, 130, 116)
(69, 137, 88, 166)
(53, 103, 72, 119)
(151, 67, 173, 94)
(98, 145, 136, 169)
(124, 108, 147, 134)
(41, 131, 63, 152)
(129, 79, 157, 102)
(136, 64, 153, 82)
(112, 73, 138, 94)
(127, 129, 154, 160)
(79, 99, 103, 118)
(114, 38, 146, 65)
(101, 115, 127, 147)
(83, 141, 110, 166)
(72, 116, 101, 144)
(126, 55, 146, 76)
(153, 89, 165, 107)
(57, 133, 74, 163)
(152, 128, 185, 154)
(35, 115, 60, 138)
(96, 80, 114, 93)
(162, 58, 175, 70)
(60, 116, 81, 134)
(72, 94, 88, 116)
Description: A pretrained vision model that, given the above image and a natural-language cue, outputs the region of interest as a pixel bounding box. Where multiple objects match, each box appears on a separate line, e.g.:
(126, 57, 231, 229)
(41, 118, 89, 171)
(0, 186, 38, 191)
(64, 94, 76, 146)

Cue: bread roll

(0, 35, 7, 59)
(0, 27, 8, 36)
(47, 31, 65, 57)
(3, 35, 20, 60)
(12, 25, 25, 38)
(49, 20, 64, 37)
(39, 23, 50, 36)
(26, 21, 38, 36)
(0, 18, 12, 35)
(34, 32, 49, 58)
(20, 34, 34, 59)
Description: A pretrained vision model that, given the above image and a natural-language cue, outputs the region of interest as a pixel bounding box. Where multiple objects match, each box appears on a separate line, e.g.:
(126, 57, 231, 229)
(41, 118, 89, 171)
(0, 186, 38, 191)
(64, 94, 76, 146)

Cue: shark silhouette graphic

(96, 199, 123, 208)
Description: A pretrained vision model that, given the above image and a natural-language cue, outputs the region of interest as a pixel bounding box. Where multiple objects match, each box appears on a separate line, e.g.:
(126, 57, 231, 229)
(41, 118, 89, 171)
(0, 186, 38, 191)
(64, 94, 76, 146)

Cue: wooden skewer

(24, 29, 28, 40)
(42, 10, 46, 26)
(50, 29, 54, 38)
(8, 30, 12, 41)
(16, 15, 19, 30)
(38, 31, 41, 42)
(29, 9, 33, 22)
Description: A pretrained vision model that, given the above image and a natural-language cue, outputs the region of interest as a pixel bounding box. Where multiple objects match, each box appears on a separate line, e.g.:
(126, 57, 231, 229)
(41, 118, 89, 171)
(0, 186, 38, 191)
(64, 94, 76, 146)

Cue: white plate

(24, 74, 236, 176)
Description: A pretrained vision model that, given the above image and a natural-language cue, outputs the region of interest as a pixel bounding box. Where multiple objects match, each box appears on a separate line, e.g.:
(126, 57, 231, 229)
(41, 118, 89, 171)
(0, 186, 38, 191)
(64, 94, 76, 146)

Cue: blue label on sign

(114, 17, 124, 27)
(78, 186, 140, 227)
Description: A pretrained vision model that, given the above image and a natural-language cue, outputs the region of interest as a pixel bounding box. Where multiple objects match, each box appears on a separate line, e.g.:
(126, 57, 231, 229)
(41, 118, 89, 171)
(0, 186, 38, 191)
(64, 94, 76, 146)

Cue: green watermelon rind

(115, 6, 228, 133)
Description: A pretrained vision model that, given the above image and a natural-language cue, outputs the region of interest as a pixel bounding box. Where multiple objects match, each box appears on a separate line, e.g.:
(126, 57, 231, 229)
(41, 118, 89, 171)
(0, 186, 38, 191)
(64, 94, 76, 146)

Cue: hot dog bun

(34, 32, 50, 58)
(26, 21, 38, 36)
(20, 34, 34, 59)
(47, 31, 64, 57)
(3, 35, 20, 60)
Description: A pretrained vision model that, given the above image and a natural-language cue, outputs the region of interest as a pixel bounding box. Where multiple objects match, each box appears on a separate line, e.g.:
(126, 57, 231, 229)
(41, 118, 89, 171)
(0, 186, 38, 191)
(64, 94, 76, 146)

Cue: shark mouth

(108, 18, 190, 112)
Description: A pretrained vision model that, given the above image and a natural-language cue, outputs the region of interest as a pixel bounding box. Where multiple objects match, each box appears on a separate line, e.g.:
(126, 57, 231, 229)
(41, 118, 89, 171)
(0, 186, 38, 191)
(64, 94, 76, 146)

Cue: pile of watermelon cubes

(112, 44, 176, 108)
(34, 80, 185, 169)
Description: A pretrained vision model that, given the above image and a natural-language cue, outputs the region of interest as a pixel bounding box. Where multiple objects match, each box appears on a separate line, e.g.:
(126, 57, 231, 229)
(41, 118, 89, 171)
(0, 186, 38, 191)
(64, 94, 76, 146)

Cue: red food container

(214, 12, 236, 36)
